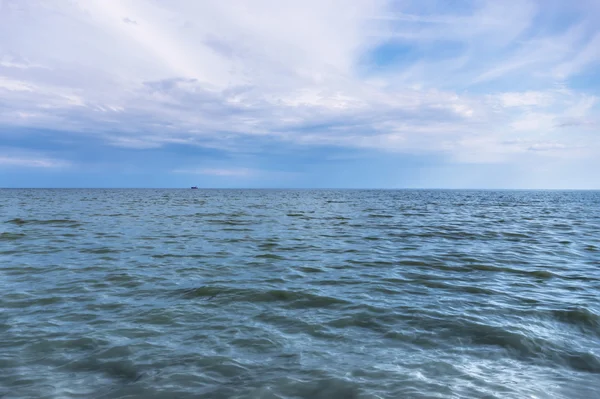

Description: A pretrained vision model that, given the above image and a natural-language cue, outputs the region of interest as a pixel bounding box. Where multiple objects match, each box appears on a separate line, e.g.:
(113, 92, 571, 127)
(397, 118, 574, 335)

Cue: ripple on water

(5, 218, 82, 228)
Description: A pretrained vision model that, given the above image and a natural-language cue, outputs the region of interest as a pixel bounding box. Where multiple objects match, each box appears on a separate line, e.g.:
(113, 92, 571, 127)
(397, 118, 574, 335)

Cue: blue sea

(1, 189, 599, 399)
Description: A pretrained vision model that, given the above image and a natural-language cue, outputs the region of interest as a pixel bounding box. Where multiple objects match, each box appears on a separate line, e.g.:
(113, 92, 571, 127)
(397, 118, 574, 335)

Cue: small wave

(151, 253, 206, 259)
(501, 231, 531, 239)
(326, 311, 398, 334)
(254, 253, 286, 260)
(429, 317, 600, 374)
(63, 355, 140, 382)
(311, 279, 364, 286)
(347, 260, 394, 267)
(552, 307, 600, 333)
(205, 219, 254, 226)
(282, 376, 364, 399)
(0, 232, 26, 241)
(298, 266, 324, 273)
(469, 264, 556, 279)
(5, 218, 82, 227)
(79, 248, 120, 254)
(178, 286, 350, 309)
(258, 242, 279, 250)
(326, 216, 350, 220)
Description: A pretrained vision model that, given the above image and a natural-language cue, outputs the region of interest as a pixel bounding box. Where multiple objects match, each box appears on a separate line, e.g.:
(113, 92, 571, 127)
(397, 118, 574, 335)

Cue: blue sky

(0, 0, 599, 188)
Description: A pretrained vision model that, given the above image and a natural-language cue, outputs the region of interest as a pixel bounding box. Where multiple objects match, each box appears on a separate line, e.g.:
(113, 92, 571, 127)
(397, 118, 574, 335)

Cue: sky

(0, 0, 599, 188)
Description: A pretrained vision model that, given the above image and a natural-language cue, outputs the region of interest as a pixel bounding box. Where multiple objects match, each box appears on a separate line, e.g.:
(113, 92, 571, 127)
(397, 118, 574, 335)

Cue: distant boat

(191, 186, 198, 189)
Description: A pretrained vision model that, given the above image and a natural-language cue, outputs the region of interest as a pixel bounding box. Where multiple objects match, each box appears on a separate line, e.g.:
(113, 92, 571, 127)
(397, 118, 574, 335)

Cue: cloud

(0, 155, 70, 168)
(173, 168, 254, 177)
(494, 92, 554, 108)
(527, 142, 568, 152)
(0, 76, 36, 92)
(0, 0, 598, 186)
(122, 17, 138, 25)
(555, 119, 597, 128)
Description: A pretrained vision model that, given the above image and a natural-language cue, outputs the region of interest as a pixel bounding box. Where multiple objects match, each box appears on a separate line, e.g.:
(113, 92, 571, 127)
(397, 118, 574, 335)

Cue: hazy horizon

(2, 186, 599, 191)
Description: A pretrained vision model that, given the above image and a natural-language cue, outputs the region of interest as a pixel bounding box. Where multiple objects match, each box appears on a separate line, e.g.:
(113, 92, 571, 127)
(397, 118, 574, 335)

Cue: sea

(0, 189, 599, 399)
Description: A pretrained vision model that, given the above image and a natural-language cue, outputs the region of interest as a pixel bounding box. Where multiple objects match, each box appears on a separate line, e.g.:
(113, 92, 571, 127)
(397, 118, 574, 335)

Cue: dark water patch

(551, 307, 600, 333)
(468, 264, 556, 279)
(324, 248, 361, 254)
(60, 232, 79, 237)
(63, 356, 141, 382)
(310, 279, 364, 287)
(206, 219, 254, 226)
(139, 236, 160, 240)
(5, 218, 82, 227)
(151, 253, 207, 259)
(264, 277, 287, 284)
(501, 231, 531, 239)
(417, 317, 600, 373)
(192, 212, 235, 217)
(282, 376, 364, 399)
(254, 253, 286, 260)
(105, 272, 143, 288)
(254, 312, 339, 340)
(326, 215, 351, 221)
(367, 213, 394, 218)
(372, 286, 402, 295)
(326, 311, 398, 334)
(133, 309, 181, 326)
(252, 289, 349, 308)
(94, 232, 122, 238)
(258, 242, 279, 250)
(346, 259, 394, 267)
(178, 286, 350, 309)
(0, 232, 26, 241)
(85, 302, 127, 312)
(80, 247, 120, 254)
(2, 295, 67, 309)
(230, 336, 283, 353)
(178, 285, 230, 300)
(298, 266, 324, 273)
(34, 337, 106, 354)
(455, 285, 500, 295)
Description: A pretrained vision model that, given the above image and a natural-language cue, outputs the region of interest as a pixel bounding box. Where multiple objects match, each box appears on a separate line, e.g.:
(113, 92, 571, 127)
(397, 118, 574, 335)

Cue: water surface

(1, 189, 599, 398)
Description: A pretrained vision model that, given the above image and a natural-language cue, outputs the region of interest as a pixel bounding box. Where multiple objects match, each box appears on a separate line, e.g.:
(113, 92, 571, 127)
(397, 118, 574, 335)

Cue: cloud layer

(0, 0, 599, 187)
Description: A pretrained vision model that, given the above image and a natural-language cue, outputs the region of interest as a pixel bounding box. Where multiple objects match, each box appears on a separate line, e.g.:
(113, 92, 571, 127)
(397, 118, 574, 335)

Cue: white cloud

(495, 92, 554, 108)
(552, 32, 600, 79)
(527, 142, 568, 152)
(0, 155, 70, 168)
(0, 76, 36, 92)
(174, 168, 254, 177)
(0, 0, 598, 169)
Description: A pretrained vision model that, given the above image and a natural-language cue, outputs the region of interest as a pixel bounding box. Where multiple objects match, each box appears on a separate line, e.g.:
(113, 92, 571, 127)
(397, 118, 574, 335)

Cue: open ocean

(0, 189, 599, 399)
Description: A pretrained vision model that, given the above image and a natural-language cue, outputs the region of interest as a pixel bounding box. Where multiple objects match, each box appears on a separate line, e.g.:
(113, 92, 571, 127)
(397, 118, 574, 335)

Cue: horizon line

(1, 187, 599, 191)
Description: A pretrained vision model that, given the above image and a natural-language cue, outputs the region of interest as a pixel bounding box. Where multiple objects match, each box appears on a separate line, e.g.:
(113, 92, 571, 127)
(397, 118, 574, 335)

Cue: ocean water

(1, 189, 599, 399)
